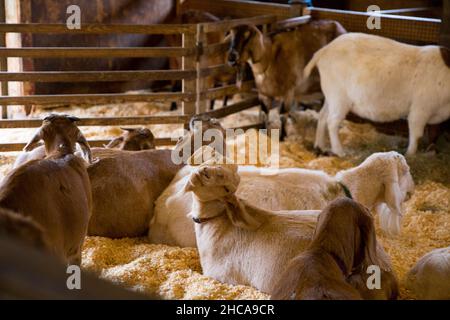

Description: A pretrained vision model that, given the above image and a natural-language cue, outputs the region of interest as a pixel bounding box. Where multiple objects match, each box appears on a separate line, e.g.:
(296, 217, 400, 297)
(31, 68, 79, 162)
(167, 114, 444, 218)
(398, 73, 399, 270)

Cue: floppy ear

(77, 132, 93, 164)
(359, 210, 391, 272)
(105, 136, 123, 149)
(24, 129, 43, 152)
(224, 194, 262, 230)
(382, 162, 403, 235)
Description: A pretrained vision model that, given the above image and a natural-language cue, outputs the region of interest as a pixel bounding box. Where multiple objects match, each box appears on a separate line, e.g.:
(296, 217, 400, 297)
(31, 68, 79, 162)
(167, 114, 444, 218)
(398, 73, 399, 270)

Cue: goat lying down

(273, 198, 398, 300)
(187, 163, 397, 298)
(87, 148, 184, 238)
(304, 33, 450, 156)
(13, 126, 155, 168)
(104, 127, 155, 151)
(149, 151, 414, 248)
(0, 114, 92, 264)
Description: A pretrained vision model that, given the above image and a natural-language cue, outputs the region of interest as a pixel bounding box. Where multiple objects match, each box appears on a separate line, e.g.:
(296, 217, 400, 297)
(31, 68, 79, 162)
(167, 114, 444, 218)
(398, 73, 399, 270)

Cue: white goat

(149, 151, 414, 247)
(303, 33, 450, 156)
(186, 162, 319, 294)
(406, 246, 450, 300)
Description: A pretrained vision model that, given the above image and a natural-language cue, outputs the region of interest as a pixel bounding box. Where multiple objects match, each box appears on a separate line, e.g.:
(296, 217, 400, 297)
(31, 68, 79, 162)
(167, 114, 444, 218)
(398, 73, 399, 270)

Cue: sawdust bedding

(0, 99, 449, 300)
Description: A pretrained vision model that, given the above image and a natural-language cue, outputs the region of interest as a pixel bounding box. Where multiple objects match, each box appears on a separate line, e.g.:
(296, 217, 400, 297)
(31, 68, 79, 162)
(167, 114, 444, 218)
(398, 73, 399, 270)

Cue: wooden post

(182, 31, 197, 128)
(441, 0, 450, 47)
(196, 23, 209, 113)
(0, 0, 9, 119)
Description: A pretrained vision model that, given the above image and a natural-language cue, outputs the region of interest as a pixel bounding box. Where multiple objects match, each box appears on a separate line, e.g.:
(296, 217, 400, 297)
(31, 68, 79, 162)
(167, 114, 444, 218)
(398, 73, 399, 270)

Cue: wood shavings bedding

(0, 103, 449, 300)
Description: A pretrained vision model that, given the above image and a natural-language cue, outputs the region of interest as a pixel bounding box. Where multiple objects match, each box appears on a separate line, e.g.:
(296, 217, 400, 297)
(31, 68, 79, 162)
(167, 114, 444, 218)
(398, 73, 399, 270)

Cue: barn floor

(0, 97, 449, 300)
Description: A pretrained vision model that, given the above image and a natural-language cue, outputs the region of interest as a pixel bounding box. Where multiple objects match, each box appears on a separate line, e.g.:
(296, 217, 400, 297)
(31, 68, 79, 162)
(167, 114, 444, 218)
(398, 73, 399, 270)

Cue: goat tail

(303, 47, 325, 80)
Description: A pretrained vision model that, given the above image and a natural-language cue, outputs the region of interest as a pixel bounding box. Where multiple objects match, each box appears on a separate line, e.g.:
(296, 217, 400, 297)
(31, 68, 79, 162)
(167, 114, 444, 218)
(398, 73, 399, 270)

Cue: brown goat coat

(0, 207, 49, 250)
(87, 149, 183, 237)
(272, 198, 398, 300)
(229, 20, 346, 109)
(0, 115, 92, 265)
(0, 154, 91, 264)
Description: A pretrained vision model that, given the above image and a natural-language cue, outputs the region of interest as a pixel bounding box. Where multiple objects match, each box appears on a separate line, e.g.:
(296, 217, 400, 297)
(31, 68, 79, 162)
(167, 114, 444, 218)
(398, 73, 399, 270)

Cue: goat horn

(67, 115, 80, 122)
(77, 132, 93, 164)
(23, 129, 42, 152)
(120, 127, 137, 132)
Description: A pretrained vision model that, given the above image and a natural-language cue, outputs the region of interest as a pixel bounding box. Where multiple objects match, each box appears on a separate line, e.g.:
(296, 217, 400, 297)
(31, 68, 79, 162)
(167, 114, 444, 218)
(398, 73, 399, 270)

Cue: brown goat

(87, 148, 184, 238)
(14, 126, 154, 168)
(0, 207, 49, 250)
(0, 114, 92, 265)
(167, 10, 235, 111)
(227, 20, 346, 138)
(105, 127, 155, 151)
(272, 198, 398, 300)
(172, 114, 226, 164)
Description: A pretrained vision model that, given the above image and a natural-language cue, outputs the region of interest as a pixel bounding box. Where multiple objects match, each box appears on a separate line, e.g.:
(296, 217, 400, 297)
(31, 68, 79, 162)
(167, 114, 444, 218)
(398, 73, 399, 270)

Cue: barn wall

(21, 0, 176, 95)
(312, 0, 441, 11)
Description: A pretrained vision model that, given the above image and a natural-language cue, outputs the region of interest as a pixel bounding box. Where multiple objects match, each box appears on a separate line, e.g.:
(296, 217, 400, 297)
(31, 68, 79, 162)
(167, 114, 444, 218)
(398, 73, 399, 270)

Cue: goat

(273, 198, 398, 300)
(186, 161, 319, 294)
(0, 114, 92, 265)
(104, 127, 155, 151)
(14, 126, 155, 168)
(304, 33, 450, 156)
(87, 148, 184, 238)
(172, 114, 226, 165)
(227, 20, 346, 139)
(167, 10, 235, 111)
(406, 246, 450, 299)
(149, 151, 414, 248)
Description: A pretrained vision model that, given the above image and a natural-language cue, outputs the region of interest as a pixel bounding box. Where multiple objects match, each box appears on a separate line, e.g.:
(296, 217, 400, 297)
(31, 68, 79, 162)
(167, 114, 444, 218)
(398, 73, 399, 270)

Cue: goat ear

(105, 136, 123, 149)
(359, 211, 391, 272)
(77, 132, 93, 164)
(24, 129, 42, 152)
(224, 194, 262, 230)
(184, 170, 201, 192)
(383, 178, 403, 235)
(120, 127, 136, 133)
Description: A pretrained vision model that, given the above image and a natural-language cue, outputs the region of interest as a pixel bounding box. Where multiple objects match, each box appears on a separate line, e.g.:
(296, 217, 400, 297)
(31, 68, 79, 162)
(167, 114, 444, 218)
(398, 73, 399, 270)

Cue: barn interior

(0, 0, 449, 300)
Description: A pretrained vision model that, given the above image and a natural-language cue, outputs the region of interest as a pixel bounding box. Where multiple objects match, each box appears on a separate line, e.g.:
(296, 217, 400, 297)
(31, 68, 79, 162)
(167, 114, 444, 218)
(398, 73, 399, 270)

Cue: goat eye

(224, 186, 230, 193)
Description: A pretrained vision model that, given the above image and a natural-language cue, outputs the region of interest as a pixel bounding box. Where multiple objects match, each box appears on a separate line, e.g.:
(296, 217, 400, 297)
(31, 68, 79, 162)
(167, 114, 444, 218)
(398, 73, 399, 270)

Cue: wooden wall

(21, 0, 176, 95)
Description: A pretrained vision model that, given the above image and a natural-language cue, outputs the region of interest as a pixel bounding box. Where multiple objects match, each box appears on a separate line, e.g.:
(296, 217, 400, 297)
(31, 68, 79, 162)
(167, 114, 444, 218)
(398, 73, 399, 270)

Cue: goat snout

(228, 50, 239, 66)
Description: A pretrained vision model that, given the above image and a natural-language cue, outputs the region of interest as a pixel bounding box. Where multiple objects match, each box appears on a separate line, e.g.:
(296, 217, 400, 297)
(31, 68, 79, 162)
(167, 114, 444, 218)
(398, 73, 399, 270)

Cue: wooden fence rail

(0, 0, 444, 152)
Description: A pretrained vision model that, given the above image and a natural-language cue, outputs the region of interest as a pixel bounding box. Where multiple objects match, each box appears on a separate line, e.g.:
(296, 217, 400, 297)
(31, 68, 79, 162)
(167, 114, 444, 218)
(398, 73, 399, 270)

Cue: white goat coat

(149, 166, 337, 248)
(305, 33, 450, 156)
(406, 247, 450, 300)
(149, 152, 413, 248)
(195, 209, 319, 294)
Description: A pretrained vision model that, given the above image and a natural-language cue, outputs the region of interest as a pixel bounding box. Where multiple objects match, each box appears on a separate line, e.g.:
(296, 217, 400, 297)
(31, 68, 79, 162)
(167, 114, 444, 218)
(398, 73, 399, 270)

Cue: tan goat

(104, 127, 155, 151)
(227, 20, 346, 138)
(14, 126, 155, 168)
(273, 198, 398, 300)
(0, 114, 92, 265)
(87, 148, 184, 238)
